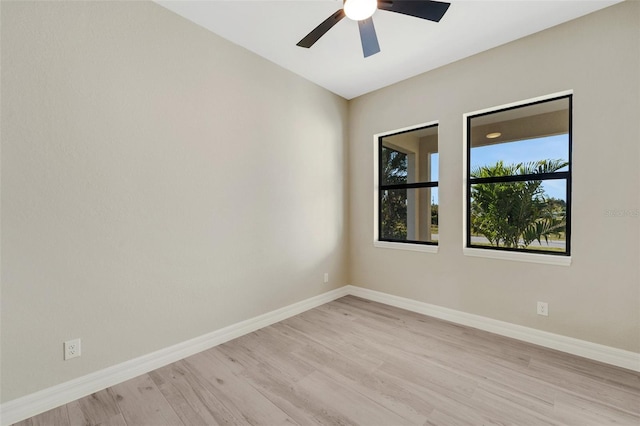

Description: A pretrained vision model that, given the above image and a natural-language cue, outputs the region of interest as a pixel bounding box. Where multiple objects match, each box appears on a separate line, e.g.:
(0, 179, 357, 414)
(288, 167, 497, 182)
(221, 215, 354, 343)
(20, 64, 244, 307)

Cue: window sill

(463, 247, 571, 266)
(374, 241, 439, 253)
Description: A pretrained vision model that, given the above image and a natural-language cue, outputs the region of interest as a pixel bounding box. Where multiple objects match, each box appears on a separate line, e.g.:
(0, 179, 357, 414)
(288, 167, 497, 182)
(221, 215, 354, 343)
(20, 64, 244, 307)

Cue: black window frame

(466, 94, 572, 256)
(378, 124, 439, 246)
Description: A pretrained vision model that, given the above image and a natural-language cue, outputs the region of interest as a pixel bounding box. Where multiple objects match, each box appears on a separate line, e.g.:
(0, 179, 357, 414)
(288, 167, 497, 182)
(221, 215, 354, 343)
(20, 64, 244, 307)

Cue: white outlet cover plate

(537, 302, 549, 316)
(64, 338, 82, 360)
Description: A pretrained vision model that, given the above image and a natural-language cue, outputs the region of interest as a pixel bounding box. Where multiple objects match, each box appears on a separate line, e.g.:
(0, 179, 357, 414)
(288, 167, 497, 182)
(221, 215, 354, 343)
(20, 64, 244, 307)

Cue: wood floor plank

(327, 297, 532, 374)
(280, 315, 386, 370)
(469, 383, 561, 425)
(235, 360, 330, 425)
(476, 368, 557, 415)
(12, 405, 70, 426)
(214, 344, 342, 426)
(13, 295, 640, 426)
(221, 326, 316, 383)
(81, 413, 127, 426)
(288, 336, 435, 421)
(527, 358, 640, 416)
(184, 350, 298, 425)
(293, 370, 413, 425)
(307, 358, 431, 424)
(149, 360, 239, 426)
(110, 374, 183, 426)
(553, 390, 640, 425)
(424, 408, 492, 426)
(65, 389, 121, 426)
(331, 296, 468, 340)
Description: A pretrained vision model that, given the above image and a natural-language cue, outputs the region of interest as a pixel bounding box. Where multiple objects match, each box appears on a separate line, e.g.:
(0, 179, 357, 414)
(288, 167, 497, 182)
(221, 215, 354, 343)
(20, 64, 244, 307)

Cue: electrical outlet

(64, 338, 81, 360)
(324, 273, 329, 283)
(537, 302, 549, 316)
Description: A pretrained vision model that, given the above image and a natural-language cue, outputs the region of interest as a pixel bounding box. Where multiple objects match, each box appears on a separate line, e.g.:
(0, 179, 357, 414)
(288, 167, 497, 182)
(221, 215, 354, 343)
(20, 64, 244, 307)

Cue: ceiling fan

(296, 0, 451, 58)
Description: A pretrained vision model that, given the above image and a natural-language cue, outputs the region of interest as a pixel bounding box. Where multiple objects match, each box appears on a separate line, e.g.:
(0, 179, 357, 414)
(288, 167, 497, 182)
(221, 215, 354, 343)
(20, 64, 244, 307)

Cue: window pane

(381, 187, 438, 243)
(430, 152, 439, 182)
(471, 135, 569, 173)
(380, 145, 408, 185)
(380, 125, 438, 185)
(470, 97, 570, 173)
(470, 180, 567, 253)
(430, 187, 439, 243)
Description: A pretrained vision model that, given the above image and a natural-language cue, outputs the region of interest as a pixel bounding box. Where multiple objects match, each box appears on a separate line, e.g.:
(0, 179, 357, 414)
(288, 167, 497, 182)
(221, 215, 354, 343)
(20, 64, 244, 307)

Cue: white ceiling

(156, 0, 621, 99)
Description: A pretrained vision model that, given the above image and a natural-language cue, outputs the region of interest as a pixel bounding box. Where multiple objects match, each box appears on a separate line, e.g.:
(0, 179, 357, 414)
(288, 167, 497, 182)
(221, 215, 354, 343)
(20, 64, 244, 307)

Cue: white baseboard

(0, 287, 349, 426)
(346, 285, 640, 373)
(3, 284, 639, 425)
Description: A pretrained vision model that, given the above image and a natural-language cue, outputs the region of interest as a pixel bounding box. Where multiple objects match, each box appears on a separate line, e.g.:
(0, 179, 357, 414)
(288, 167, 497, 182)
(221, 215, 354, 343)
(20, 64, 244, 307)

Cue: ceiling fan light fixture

(296, 0, 451, 58)
(344, 0, 377, 21)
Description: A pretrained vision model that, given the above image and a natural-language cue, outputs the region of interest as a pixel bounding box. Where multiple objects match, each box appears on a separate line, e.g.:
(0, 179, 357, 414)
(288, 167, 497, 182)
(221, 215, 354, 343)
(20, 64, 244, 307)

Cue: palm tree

(470, 159, 567, 249)
(380, 147, 408, 239)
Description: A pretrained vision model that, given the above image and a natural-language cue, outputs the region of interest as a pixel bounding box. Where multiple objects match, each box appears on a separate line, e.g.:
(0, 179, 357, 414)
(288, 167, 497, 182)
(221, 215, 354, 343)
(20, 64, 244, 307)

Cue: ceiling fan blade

(358, 18, 380, 58)
(296, 9, 346, 48)
(378, 0, 450, 22)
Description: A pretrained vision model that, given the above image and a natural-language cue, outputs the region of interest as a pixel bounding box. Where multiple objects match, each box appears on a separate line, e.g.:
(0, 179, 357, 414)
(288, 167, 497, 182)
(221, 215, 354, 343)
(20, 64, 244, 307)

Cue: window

(376, 123, 438, 249)
(465, 94, 572, 258)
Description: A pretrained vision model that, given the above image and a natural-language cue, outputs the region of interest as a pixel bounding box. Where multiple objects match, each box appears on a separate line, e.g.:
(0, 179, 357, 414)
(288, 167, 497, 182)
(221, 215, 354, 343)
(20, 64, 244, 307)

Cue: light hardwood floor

(14, 296, 640, 425)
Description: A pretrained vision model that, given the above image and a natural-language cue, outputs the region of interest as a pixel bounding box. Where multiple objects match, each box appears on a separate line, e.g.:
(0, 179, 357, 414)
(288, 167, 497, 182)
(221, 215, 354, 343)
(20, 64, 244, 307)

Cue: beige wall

(349, 1, 640, 352)
(1, 1, 348, 402)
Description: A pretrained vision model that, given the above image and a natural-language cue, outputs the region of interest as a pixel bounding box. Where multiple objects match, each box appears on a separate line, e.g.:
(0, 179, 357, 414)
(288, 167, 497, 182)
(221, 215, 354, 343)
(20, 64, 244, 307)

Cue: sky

(430, 134, 569, 203)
